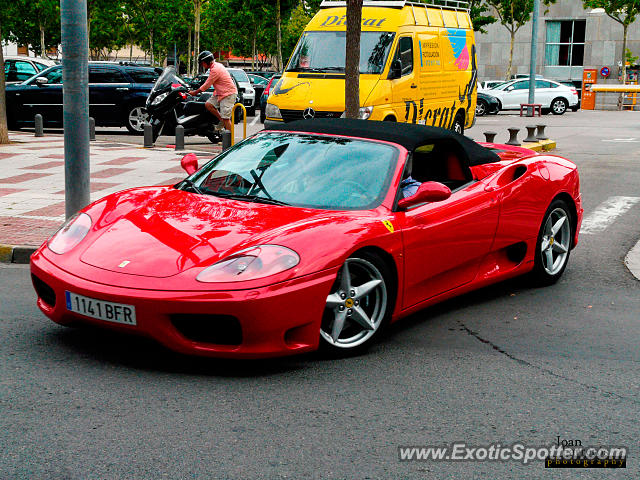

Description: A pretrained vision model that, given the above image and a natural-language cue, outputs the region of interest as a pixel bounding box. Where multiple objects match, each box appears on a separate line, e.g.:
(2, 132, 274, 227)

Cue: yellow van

(264, 0, 477, 134)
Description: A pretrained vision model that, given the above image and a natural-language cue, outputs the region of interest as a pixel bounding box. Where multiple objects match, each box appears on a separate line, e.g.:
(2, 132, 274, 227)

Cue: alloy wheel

(128, 106, 149, 132)
(540, 207, 571, 275)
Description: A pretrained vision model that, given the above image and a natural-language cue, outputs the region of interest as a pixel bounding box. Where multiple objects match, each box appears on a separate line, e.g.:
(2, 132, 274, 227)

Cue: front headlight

(246, 87, 255, 95)
(358, 106, 373, 120)
(265, 103, 282, 119)
(47, 213, 92, 255)
(196, 245, 299, 283)
(151, 92, 169, 106)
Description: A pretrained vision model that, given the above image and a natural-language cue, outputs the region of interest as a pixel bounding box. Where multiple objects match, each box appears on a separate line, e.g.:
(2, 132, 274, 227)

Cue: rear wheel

(530, 199, 574, 286)
(125, 105, 149, 134)
(320, 252, 392, 355)
(451, 111, 465, 134)
(551, 97, 568, 115)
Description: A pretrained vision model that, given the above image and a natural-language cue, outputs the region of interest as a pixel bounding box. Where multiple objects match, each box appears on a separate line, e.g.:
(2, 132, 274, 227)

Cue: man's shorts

(206, 94, 236, 120)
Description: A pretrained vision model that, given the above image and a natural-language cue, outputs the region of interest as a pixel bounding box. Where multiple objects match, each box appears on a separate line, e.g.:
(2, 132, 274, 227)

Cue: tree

(584, 0, 640, 108)
(487, 0, 555, 80)
(7, 0, 60, 58)
(344, 0, 363, 119)
(1, 5, 18, 144)
(469, 0, 497, 33)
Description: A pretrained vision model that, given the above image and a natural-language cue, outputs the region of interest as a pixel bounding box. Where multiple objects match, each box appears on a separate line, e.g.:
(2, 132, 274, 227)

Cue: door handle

(116, 87, 129, 91)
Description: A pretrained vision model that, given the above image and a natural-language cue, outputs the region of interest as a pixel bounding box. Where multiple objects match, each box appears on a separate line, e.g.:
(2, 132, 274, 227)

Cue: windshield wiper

(219, 194, 290, 206)
(178, 179, 203, 195)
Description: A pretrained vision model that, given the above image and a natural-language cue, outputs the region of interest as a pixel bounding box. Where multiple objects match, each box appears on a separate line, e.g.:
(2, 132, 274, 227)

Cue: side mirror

(389, 59, 402, 79)
(181, 153, 199, 175)
(398, 181, 451, 209)
(249, 77, 255, 84)
(35, 77, 48, 86)
(507, 86, 514, 91)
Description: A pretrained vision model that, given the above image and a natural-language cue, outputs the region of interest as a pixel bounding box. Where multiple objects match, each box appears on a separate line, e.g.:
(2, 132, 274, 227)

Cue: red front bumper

(30, 249, 337, 358)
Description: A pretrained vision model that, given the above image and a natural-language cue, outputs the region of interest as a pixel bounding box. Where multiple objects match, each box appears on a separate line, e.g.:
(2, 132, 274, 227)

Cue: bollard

(483, 131, 497, 143)
(536, 124, 548, 140)
(523, 125, 538, 142)
(222, 129, 232, 151)
(505, 127, 521, 146)
(89, 117, 96, 141)
(34, 114, 44, 137)
(175, 125, 185, 151)
(143, 123, 154, 148)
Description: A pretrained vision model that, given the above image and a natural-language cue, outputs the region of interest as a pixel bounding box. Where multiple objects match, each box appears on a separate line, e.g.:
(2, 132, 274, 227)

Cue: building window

(545, 20, 585, 67)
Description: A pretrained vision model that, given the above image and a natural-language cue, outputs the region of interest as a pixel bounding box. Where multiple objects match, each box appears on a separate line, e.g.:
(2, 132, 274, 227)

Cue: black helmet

(198, 50, 214, 64)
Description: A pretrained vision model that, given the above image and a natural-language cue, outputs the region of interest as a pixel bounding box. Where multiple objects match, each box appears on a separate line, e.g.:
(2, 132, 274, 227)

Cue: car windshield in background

(188, 132, 398, 210)
(230, 69, 250, 83)
(31, 66, 63, 84)
(287, 31, 395, 74)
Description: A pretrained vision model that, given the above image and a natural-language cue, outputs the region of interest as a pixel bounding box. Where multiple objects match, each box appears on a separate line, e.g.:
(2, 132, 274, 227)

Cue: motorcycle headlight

(265, 103, 282, 119)
(151, 92, 169, 106)
(47, 213, 92, 255)
(358, 106, 373, 120)
(196, 245, 299, 283)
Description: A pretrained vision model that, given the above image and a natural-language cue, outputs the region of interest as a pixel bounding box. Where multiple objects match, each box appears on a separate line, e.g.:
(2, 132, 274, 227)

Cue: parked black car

(476, 91, 501, 116)
(5, 63, 162, 133)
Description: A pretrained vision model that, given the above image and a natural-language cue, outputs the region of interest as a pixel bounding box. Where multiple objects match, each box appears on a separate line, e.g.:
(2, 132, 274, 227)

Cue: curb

(523, 139, 557, 152)
(0, 244, 38, 264)
(624, 238, 640, 281)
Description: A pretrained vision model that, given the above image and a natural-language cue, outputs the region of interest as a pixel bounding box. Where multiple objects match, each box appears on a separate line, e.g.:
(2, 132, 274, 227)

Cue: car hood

(79, 188, 356, 278)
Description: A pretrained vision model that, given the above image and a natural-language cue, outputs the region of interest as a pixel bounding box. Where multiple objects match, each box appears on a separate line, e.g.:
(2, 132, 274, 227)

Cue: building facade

(476, 0, 640, 84)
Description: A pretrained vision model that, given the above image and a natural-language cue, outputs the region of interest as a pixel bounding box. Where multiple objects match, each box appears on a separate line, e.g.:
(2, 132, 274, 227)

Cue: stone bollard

(536, 124, 548, 140)
(175, 125, 185, 151)
(89, 117, 96, 141)
(523, 125, 538, 142)
(505, 127, 521, 146)
(34, 114, 44, 137)
(483, 131, 497, 143)
(222, 130, 232, 151)
(143, 123, 154, 148)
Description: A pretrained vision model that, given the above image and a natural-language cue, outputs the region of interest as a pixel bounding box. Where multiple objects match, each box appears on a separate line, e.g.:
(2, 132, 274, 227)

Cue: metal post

(222, 130, 232, 151)
(523, 125, 538, 142)
(506, 127, 521, 146)
(34, 114, 44, 137)
(89, 117, 95, 141)
(175, 125, 185, 151)
(536, 124, 548, 140)
(143, 123, 154, 147)
(526, 0, 540, 117)
(61, 0, 90, 220)
(483, 131, 497, 143)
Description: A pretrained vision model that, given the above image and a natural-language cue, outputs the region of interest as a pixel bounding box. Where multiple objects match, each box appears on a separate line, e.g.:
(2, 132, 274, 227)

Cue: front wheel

(530, 199, 574, 286)
(451, 112, 465, 135)
(475, 99, 488, 116)
(125, 105, 149, 134)
(551, 98, 568, 115)
(320, 252, 392, 355)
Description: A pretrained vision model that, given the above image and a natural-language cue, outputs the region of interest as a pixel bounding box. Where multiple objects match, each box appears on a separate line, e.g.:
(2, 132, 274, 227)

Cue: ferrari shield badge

(382, 220, 394, 233)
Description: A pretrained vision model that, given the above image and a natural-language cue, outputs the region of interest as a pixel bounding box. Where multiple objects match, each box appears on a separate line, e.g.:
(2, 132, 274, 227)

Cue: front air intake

(170, 314, 242, 346)
(31, 274, 56, 308)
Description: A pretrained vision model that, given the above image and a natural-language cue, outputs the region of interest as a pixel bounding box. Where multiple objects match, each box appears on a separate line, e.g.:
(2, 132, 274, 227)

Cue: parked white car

(227, 68, 256, 116)
(4, 56, 56, 84)
(489, 78, 579, 115)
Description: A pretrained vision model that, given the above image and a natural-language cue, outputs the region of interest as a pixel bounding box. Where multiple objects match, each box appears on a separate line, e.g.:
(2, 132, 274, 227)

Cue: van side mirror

(398, 181, 451, 209)
(181, 153, 199, 175)
(389, 59, 402, 80)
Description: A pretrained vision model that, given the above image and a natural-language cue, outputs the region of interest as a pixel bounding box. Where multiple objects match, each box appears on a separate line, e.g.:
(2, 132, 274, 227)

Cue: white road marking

(602, 138, 639, 143)
(580, 196, 640, 234)
(250, 116, 260, 126)
(624, 238, 640, 280)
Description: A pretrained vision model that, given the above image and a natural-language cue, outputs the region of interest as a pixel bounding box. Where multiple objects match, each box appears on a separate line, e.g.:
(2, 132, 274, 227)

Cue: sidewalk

(0, 131, 219, 262)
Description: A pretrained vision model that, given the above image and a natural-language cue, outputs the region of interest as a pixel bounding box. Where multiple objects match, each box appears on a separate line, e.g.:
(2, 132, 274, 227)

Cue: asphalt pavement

(1, 109, 639, 479)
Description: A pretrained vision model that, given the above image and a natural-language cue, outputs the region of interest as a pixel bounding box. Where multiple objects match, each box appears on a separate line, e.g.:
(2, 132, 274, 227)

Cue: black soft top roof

(266, 118, 500, 166)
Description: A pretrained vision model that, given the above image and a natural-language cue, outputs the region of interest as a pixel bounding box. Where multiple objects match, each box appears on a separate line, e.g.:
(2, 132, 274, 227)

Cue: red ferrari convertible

(31, 119, 582, 358)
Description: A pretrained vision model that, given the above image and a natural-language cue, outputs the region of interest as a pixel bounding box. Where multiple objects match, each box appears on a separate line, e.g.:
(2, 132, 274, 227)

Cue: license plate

(65, 291, 136, 326)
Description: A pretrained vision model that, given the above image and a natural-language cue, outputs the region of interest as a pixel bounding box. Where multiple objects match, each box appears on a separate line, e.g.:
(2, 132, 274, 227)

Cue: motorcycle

(145, 66, 221, 144)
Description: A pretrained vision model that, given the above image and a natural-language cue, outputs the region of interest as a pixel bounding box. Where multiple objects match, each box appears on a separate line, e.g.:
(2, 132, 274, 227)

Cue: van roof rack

(319, 0, 470, 11)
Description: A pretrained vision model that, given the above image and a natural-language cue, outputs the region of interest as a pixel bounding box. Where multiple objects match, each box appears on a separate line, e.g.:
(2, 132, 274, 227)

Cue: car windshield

(229, 69, 249, 83)
(287, 31, 395, 74)
(28, 66, 62, 85)
(186, 132, 398, 210)
(151, 66, 187, 94)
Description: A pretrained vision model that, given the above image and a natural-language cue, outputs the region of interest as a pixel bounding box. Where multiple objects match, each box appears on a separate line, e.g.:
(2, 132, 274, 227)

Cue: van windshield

(287, 31, 395, 75)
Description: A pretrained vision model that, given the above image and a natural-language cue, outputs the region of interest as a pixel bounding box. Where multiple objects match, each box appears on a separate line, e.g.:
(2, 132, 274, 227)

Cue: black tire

(260, 108, 266, 123)
(530, 199, 574, 286)
(551, 97, 568, 115)
(125, 104, 149, 134)
(451, 111, 465, 135)
(319, 251, 394, 356)
(383, 116, 396, 122)
(475, 99, 488, 116)
(206, 133, 220, 144)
